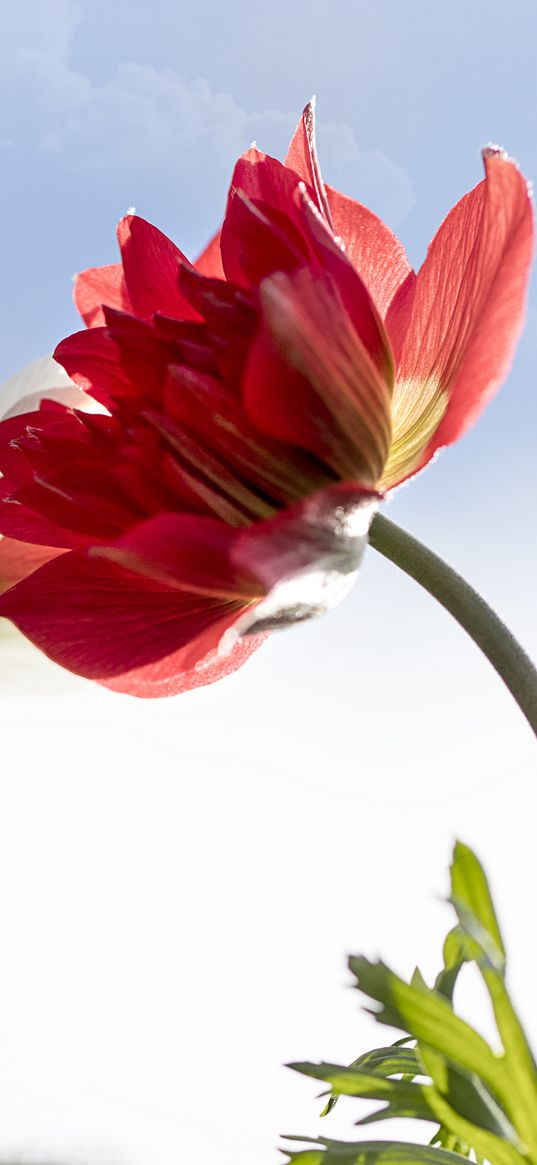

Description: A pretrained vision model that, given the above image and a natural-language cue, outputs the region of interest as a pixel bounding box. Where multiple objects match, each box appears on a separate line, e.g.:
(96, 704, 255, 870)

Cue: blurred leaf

(318, 1046, 420, 1116)
(282, 1137, 477, 1165)
(434, 928, 469, 1002)
(348, 957, 505, 1099)
(449, 844, 537, 1151)
(417, 1045, 519, 1142)
(285, 842, 537, 1165)
(450, 842, 505, 963)
(290, 1060, 436, 1120)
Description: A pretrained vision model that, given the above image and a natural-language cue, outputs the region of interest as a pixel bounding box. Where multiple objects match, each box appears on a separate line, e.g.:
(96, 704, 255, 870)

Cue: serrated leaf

(430, 1126, 473, 1157)
(416, 1072, 527, 1165)
(348, 957, 505, 1100)
(450, 843, 505, 963)
(350, 1046, 421, 1077)
(434, 927, 469, 1002)
(319, 1045, 420, 1116)
(286, 844, 537, 1165)
(417, 1044, 521, 1144)
(282, 1137, 477, 1165)
(450, 843, 537, 1150)
(283, 1152, 325, 1165)
(289, 1061, 436, 1121)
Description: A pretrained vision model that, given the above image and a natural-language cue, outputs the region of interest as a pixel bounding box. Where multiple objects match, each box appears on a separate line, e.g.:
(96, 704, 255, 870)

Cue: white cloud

(2, 1, 414, 231)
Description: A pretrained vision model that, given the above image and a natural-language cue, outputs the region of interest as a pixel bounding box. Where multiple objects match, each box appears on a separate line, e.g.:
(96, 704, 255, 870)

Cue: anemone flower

(0, 103, 532, 696)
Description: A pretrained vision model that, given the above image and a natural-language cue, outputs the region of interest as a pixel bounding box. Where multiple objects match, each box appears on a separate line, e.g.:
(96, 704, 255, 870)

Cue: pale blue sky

(0, 4, 536, 1163)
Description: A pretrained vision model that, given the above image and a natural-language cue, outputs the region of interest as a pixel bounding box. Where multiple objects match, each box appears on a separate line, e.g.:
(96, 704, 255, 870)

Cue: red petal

(384, 271, 417, 366)
(142, 408, 274, 523)
(0, 536, 66, 594)
(164, 363, 327, 505)
(74, 264, 133, 328)
(221, 148, 314, 286)
(176, 267, 256, 385)
(102, 631, 262, 697)
(297, 188, 395, 381)
(243, 265, 392, 484)
(0, 514, 264, 697)
(390, 149, 534, 483)
(226, 147, 306, 215)
(117, 215, 201, 322)
(284, 99, 333, 222)
(195, 229, 224, 278)
(91, 512, 259, 596)
(0, 411, 46, 482)
(55, 313, 185, 410)
(12, 460, 143, 542)
(159, 448, 250, 525)
(176, 263, 257, 331)
(284, 101, 413, 324)
(0, 488, 94, 548)
(326, 184, 414, 321)
(55, 326, 133, 407)
(220, 189, 311, 287)
(0, 410, 104, 548)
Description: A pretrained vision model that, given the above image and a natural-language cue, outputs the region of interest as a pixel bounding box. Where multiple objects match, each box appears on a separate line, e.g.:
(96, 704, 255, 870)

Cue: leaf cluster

(283, 843, 537, 1165)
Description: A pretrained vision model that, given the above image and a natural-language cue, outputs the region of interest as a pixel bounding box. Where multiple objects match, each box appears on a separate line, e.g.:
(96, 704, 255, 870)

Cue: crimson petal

(221, 147, 315, 282)
(226, 147, 310, 216)
(117, 215, 201, 322)
(55, 326, 132, 408)
(326, 184, 414, 322)
(284, 98, 333, 223)
(0, 514, 264, 696)
(297, 188, 394, 380)
(74, 263, 133, 328)
(382, 148, 534, 488)
(195, 229, 225, 279)
(285, 101, 414, 324)
(243, 265, 392, 484)
(220, 189, 311, 287)
(0, 537, 66, 594)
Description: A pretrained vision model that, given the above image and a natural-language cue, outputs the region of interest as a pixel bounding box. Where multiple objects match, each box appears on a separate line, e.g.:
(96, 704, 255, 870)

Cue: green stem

(368, 513, 537, 738)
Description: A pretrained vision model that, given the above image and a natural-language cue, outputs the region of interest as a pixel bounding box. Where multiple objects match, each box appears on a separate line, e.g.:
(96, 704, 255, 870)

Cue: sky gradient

(0, 3, 536, 1162)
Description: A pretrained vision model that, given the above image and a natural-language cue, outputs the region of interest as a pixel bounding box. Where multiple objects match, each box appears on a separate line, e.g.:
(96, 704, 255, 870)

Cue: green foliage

(283, 843, 537, 1165)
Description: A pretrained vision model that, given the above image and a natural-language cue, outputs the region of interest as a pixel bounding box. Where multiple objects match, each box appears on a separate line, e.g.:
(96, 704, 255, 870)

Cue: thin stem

(369, 513, 537, 737)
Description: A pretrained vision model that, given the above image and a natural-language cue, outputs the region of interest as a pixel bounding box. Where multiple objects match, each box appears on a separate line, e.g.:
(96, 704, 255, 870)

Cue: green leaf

(414, 1074, 527, 1165)
(289, 1061, 436, 1121)
(416, 1045, 525, 1165)
(450, 843, 505, 963)
(282, 1138, 476, 1165)
(283, 1152, 325, 1165)
(430, 1126, 474, 1158)
(285, 843, 537, 1165)
(434, 927, 469, 1002)
(319, 1045, 420, 1116)
(348, 957, 505, 1100)
(450, 842, 537, 1149)
(348, 1046, 421, 1077)
(416, 1044, 519, 1143)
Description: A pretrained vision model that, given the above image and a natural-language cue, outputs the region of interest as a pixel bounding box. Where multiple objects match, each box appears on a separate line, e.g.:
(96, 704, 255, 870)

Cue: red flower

(0, 103, 533, 696)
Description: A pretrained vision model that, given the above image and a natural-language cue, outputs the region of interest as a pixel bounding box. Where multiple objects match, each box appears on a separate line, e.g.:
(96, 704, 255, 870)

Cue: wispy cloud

(1, 0, 414, 230)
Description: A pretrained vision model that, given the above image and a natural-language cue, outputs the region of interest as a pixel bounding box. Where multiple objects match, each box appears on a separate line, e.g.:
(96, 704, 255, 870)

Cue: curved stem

(369, 513, 537, 737)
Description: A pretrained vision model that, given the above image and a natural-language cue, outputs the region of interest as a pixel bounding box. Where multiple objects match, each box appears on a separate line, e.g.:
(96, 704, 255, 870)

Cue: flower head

(0, 103, 533, 696)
